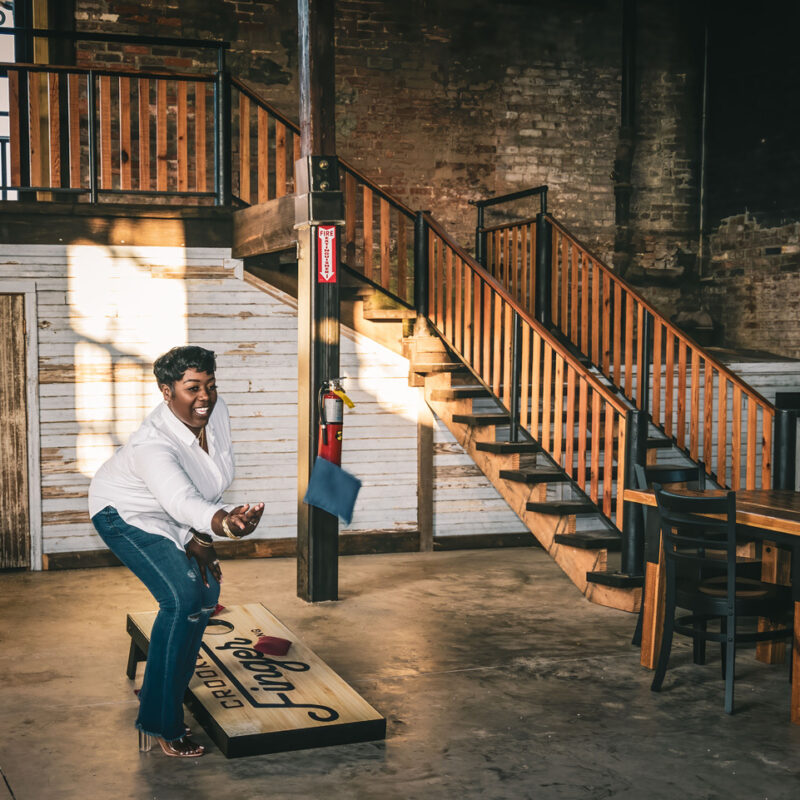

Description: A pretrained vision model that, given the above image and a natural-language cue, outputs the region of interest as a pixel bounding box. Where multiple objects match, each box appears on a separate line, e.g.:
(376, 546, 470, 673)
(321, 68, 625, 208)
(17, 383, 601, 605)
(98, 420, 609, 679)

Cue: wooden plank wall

(0, 244, 527, 558)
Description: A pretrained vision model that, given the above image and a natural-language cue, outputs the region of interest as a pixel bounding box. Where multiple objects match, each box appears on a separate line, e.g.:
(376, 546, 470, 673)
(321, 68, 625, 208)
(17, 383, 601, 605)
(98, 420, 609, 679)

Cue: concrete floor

(1, 548, 800, 800)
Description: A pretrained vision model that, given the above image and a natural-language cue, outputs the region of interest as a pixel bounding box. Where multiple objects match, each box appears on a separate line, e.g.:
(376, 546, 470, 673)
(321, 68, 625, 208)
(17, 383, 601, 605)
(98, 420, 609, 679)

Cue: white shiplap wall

(1, 243, 525, 562)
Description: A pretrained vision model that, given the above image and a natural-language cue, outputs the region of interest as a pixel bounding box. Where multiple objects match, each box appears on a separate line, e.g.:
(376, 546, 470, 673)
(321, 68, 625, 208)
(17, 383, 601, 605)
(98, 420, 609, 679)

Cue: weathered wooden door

(0, 293, 30, 568)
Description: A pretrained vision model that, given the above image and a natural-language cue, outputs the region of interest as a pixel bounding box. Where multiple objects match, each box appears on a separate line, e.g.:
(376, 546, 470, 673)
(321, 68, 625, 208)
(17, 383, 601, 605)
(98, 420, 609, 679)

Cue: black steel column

(296, 0, 343, 603)
(621, 409, 648, 575)
(534, 210, 552, 327)
(214, 47, 231, 207)
(475, 205, 485, 267)
(773, 409, 797, 490)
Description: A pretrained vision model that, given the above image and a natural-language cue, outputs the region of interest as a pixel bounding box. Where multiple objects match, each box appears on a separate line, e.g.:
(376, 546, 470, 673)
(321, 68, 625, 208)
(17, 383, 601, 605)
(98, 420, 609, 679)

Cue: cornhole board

(126, 603, 386, 758)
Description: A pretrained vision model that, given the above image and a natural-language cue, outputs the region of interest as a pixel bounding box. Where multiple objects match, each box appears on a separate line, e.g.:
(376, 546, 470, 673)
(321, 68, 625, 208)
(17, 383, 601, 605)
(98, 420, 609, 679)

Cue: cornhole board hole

(126, 603, 386, 758)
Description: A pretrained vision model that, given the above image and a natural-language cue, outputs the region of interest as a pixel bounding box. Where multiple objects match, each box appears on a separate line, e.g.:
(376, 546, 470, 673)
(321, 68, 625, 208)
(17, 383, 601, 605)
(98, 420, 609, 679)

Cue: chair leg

(632, 600, 644, 647)
(651, 600, 676, 693)
(723, 613, 736, 714)
(693, 618, 707, 665)
(720, 617, 727, 680)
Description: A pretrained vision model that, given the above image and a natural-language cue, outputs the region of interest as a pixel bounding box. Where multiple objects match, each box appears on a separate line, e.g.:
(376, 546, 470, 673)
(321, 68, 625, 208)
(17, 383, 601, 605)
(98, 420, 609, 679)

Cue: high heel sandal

(138, 730, 205, 757)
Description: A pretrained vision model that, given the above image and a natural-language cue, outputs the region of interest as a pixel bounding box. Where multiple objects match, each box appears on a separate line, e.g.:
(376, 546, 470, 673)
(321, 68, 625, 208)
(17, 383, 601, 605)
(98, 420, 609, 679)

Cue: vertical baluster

(195, 82, 207, 193)
(602, 272, 612, 377)
(28, 72, 41, 189)
(492, 293, 503, 396)
(615, 412, 627, 529)
(48, 73, 60, 189)
(529, 222, 537, 319)
(762, 407, 773, 488)
(590, 389, 601, 503)
(565, 365, 576, 477)
(551, 230, 560, 325)
(561, 234, 569, 332)
(138, 78, 150, 191)
(380, 198, 390, 290)
(591, 262, 601, 365)
(156, 79, 167, 192)
(690, 349, 700, 460)
(613, 283, 622, 386)
(570, 244, 579, 345)
(542, 342, 553, 453)
(502, 304, 512, 409)
(624, 293, 634, 397)
(718, 374, 728, 486)
(427, 233, 436, 328)
(520, 226, 528, 313)
(504, 230, 511, 291)
(603, 402, 614, 516)
(482, 283, 492, 386)
(531, 330, 542, 441)
(363, 185, 373, 279)
(462, 259, 472, 360)
(677, 341, 687, 449)
(703, 359, 714, 472)
(581, 252, 589, 355)
(238, 92, 250, 203)
(8, 71, 22, 188)
(177, 80, 188, 193)
(275, 120, 286, 197)
(344, 172, 356, 266)
(636, 303, 645, 408)
(99, 75, 112, 191)
(732, 384, 742, 490)
(747, 396, 757, 490)
(472, 272, 481, 372)
(397, 214, 408, 302)
(256, 107, 269, 202)
(521, 322, 531, 432)
(119, 76, 131, 191)
(578, 379, 588, 487)
(665, 330, 675, 438)
(68, 73, 81, 189)
(445, 246, 453, 340)
(553, 354, 564, 466)
(437, 240, 445, 331)
(652, 320, 663, 426)
(454, 256, 463, 355)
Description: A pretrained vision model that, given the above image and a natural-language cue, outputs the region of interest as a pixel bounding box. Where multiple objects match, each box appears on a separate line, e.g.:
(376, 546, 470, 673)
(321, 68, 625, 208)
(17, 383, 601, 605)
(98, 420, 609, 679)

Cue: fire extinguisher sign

(317, 225, 337, 284)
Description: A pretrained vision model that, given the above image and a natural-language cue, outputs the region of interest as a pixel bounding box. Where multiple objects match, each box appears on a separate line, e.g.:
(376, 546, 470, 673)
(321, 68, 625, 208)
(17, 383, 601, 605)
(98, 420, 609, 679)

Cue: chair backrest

(652, 485, 737, 578)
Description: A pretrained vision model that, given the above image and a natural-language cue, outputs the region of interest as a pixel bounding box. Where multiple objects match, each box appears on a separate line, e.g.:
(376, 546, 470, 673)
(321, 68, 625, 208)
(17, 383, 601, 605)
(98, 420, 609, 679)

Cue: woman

(89, 346, 264, 758)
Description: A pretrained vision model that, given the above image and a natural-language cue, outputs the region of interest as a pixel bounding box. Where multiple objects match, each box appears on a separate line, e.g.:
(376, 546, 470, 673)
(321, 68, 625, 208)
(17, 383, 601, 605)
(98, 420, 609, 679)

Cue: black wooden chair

(631, 463, 706, 647)
(651, 485, 792, 714)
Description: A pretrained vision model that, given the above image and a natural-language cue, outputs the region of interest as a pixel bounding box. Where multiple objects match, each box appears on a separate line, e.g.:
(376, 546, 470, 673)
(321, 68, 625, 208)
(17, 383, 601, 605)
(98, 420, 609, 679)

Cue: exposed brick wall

(702, 214, 800, 358)
(71, 0, 702, 275)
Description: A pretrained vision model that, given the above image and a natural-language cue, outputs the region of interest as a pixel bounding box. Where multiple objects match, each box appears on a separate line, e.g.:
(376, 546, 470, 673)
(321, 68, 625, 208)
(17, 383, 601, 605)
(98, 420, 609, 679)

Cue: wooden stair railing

(424, 213, 630, 530)
(483, 213, 778, 493)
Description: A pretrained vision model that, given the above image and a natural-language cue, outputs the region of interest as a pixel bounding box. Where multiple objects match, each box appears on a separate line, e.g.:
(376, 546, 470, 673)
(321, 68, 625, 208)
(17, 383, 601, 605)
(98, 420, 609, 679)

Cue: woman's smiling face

(161, 368, 217, 431)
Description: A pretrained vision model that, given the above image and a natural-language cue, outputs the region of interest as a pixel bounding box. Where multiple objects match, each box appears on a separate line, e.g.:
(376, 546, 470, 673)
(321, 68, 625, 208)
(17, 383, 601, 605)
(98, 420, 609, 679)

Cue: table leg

(640, 541, 665, 670)
(756, 542, 791, 664)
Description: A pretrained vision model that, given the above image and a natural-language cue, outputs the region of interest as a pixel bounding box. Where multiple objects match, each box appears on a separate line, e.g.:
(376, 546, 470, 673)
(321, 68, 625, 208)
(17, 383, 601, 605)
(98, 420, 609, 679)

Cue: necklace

(197, 426, 207, 451)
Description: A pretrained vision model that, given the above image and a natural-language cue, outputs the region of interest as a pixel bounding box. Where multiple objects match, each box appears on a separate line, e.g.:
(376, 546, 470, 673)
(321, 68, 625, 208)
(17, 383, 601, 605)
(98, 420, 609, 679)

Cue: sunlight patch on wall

(67, 244, 187, 476)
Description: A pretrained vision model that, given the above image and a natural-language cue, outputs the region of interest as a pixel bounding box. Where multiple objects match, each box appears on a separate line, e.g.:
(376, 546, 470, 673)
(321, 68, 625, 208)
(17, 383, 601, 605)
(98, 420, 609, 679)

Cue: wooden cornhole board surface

(126, 603, 386, 758)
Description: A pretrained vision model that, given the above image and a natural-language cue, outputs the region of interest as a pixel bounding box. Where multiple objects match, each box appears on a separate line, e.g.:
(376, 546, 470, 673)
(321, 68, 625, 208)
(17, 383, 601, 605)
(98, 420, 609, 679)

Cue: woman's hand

(225, 502, 265, 538)
(185, 536, 222, 587)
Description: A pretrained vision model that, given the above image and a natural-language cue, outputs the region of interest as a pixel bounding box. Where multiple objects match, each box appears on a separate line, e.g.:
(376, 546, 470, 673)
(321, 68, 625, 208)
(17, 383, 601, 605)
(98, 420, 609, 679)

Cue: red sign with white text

(317, 226, 337, 284)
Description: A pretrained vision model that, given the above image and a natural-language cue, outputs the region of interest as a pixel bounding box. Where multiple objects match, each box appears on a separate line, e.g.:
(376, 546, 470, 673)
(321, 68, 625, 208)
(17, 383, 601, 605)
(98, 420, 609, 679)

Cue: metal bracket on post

(534, 210, 552, 327)
(773, 409, 797, 490)
(621, 409, 648, 576)
(294, 155, 345, 226)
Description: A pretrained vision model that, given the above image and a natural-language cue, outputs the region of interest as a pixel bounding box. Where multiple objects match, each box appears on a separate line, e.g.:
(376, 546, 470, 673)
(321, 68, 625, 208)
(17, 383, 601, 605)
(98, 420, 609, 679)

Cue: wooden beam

(231, 195, 297, 259)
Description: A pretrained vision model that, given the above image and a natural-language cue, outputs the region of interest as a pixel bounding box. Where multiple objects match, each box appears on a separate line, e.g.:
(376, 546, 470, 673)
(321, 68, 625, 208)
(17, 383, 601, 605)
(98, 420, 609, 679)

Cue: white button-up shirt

(88, 397, 236, 551)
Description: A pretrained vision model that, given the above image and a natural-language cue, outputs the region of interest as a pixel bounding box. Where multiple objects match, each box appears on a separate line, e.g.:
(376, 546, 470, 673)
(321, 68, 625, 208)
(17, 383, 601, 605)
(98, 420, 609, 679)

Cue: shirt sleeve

(131, 441, 221, 535)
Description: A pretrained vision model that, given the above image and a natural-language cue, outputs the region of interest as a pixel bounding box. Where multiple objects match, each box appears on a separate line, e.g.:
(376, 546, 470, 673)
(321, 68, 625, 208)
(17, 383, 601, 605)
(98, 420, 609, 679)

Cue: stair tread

(525, 500, 598, 514)
(452, 413, 510, 426)
(475, 441, 542, 454)
(554, 530, 621, 551)
(585, 570, 644, 589)
(362, 307, 417, 320)
(499, 468, 569, 484)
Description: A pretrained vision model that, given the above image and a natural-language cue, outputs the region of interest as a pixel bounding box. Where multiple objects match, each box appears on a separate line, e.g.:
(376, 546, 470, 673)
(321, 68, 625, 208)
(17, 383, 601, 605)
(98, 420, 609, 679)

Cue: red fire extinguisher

(317, 378, 355, 466)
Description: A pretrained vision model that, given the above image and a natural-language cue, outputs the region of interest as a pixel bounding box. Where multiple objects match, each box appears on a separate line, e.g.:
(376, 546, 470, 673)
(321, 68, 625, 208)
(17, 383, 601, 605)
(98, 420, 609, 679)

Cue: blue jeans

(91, 506, 220, 740)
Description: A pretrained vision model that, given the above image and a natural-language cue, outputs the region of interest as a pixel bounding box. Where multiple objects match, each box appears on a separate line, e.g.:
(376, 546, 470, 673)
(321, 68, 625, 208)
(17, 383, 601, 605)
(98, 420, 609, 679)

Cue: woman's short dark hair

(153, 346, 216, 387)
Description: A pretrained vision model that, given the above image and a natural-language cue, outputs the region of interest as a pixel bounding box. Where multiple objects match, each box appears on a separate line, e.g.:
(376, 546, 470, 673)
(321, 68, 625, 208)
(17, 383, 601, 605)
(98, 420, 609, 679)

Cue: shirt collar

(159, 401, 202, 447)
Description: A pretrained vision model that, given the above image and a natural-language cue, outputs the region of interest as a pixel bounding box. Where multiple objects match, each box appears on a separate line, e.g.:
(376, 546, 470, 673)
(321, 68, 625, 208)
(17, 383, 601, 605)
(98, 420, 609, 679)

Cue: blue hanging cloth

(303, 456, 362, 525)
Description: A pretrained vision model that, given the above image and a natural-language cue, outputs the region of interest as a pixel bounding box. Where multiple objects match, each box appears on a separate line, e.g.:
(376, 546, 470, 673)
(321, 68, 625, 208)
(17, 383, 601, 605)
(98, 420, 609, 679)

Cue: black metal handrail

(471, 184, 548, 265)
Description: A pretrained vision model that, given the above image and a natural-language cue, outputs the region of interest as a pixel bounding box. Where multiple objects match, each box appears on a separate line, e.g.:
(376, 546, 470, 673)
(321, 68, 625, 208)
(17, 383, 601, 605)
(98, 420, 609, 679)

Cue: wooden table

(624, 487, 800, 722)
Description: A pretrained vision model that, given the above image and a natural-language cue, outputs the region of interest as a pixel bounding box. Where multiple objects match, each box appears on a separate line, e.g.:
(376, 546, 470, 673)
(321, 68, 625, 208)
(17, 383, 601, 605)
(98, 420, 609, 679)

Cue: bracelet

(221, 514, 239, 540)
(192, 533, 213, 548)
